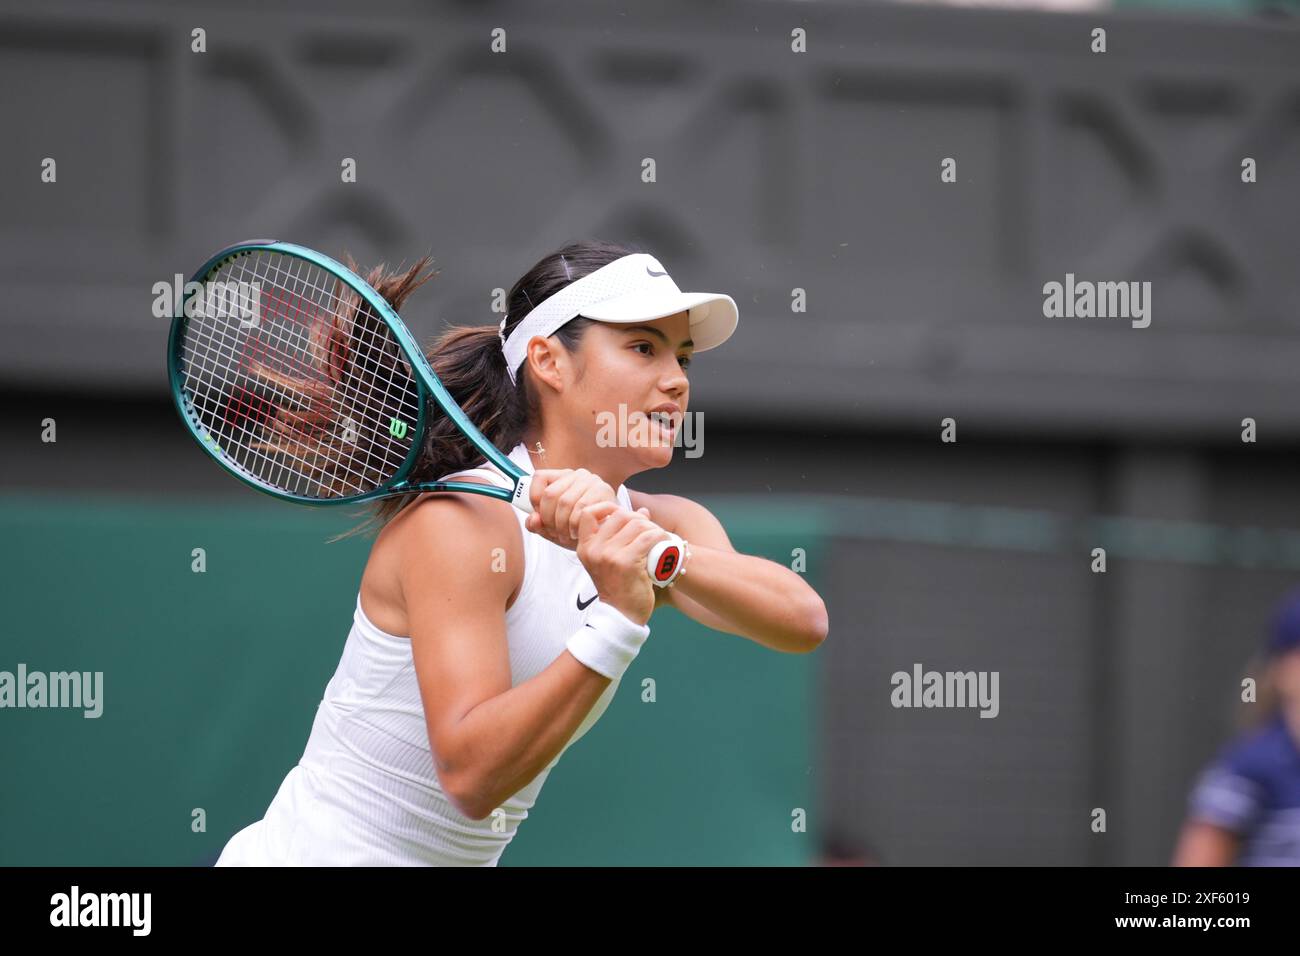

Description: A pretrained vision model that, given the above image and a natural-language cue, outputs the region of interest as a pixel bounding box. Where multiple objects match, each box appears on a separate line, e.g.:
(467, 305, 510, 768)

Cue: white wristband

(566, 599, 651, 681)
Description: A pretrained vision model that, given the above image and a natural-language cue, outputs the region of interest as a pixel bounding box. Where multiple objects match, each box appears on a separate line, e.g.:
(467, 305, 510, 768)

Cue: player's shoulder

(389, 482, 522, 565)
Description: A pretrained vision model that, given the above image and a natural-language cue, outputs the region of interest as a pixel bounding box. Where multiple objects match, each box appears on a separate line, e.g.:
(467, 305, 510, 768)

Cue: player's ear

(524, 336, 565, 391)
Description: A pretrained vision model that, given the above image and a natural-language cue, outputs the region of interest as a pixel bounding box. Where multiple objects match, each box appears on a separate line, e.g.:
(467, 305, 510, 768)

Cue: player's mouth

(647, 405, 681, 440)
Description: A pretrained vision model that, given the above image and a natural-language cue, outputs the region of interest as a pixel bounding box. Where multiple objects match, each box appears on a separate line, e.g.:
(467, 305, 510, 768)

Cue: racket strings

(177, 250, 425, 498)
(238, 255, 415, 496)
(181, 257, 372, 494)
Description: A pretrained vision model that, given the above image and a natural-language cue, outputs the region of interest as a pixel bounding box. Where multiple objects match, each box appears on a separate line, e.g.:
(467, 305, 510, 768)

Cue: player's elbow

(459, 784, 505, 823)
(800, 597, 829, 651)
(429, 728, 492, 821)
(438, 747, 500, 822)
(442, 767, 494, 821)
(456, 796, 495, 823)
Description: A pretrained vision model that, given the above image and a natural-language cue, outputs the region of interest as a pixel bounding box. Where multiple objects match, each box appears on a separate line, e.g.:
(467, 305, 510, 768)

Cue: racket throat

(511, 474, 535, 514)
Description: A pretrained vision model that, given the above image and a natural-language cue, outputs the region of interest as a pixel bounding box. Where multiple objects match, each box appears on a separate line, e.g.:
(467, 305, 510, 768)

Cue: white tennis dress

(215, 442, 629, 866)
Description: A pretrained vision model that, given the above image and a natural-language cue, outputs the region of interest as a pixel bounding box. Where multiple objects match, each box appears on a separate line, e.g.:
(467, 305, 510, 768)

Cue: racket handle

(511, 475, 685, 586)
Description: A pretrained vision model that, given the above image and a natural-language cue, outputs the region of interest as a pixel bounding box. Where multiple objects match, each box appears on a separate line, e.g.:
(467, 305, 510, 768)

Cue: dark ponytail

(329, 238, 643, 541)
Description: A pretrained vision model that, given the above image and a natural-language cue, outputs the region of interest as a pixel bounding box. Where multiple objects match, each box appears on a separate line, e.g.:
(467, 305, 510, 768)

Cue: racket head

(168, 240, 520, 505)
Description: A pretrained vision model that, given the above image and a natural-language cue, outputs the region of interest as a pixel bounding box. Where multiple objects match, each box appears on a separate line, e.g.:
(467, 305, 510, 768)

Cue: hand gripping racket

(167, 239, 685, 587)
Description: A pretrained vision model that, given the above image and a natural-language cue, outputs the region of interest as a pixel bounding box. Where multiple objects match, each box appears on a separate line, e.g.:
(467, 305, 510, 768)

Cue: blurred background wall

(1, 0, 1298, 865)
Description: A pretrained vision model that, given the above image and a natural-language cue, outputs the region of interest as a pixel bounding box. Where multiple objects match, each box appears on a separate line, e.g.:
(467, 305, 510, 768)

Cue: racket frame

(168, 239, 533, 511)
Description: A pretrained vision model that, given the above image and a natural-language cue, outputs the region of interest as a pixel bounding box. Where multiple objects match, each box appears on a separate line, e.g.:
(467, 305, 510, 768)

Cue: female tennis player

(215, 239, 829, 866)
(1172, 588, 1300, 866)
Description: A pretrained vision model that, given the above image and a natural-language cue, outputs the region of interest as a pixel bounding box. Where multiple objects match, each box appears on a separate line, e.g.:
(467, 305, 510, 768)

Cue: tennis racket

(167, 238, 685, 587)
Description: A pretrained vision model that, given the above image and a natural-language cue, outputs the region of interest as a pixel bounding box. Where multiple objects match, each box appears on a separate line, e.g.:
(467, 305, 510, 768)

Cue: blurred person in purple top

(1173, 589, 1300, 866)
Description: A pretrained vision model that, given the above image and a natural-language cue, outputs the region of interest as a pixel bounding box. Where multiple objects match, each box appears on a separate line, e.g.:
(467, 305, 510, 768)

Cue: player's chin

(628, 435, 676, 467)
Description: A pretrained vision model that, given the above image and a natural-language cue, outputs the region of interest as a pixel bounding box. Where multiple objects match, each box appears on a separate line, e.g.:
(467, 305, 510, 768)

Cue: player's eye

(633, 341, 690, 369)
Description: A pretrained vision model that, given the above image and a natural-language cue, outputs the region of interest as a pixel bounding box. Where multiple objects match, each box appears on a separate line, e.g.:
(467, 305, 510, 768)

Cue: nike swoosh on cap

(645, 266, 667, 277)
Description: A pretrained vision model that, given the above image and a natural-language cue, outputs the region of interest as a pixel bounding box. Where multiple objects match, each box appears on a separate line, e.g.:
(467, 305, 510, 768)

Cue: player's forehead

(609, 313, 693, 348)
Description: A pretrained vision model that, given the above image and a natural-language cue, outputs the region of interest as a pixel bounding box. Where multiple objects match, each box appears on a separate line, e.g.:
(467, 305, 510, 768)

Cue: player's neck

(520, 428, 626, 490)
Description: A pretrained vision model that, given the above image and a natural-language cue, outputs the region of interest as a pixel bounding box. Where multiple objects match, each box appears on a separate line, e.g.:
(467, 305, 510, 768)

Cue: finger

(528, 470, 559, 512)
(566, 490, 591, 539)
(609, 515, 659, 549)
(612, 528, 671, 578)
(539, 471, 579, 532)
(577, 501, 622, 542)
(596, 505, 637, 536)
(526, 511, 554, 541)
(585, 505, 637, 548)
(555, 476, 595, 542)
(627, 526, 668, 558)
(569, 486, 618, 539)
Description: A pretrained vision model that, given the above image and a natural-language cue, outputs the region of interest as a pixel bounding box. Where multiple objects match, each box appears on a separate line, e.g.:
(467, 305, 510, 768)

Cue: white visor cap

(579, 257, 739, 352)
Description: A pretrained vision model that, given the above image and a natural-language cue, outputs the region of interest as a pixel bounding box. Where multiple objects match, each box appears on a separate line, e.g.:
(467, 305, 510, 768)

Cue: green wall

(0, 493, 825, 866)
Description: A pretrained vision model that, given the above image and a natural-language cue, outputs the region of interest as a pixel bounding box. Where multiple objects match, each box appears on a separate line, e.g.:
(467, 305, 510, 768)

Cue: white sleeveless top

(215, 442, 630, 866)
